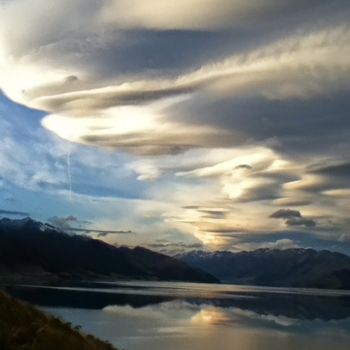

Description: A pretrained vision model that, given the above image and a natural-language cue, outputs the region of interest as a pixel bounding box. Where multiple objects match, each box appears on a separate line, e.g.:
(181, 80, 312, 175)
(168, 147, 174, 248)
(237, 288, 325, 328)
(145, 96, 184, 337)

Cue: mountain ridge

(177, 248, 350, 289)
(0, 217, 218, 284)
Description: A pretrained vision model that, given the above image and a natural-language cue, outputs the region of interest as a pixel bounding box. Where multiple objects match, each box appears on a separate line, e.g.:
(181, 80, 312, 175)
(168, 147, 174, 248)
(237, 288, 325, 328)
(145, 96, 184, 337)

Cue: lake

(5, 281, 350, 350)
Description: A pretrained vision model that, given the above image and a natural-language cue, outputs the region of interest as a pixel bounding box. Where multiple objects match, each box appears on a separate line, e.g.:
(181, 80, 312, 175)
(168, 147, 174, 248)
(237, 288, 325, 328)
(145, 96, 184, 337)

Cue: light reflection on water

(5, 281, 350, 350)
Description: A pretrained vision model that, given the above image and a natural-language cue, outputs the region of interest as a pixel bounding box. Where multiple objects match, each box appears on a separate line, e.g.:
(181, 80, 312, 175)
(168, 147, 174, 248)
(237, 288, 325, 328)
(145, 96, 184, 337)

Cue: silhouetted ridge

(0, 217, 217, 283)
(0, 291, 117, 350)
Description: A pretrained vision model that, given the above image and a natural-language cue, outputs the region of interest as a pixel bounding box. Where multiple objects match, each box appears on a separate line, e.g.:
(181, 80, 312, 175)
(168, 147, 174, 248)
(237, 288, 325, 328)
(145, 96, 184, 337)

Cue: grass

(0, 291, 117, 350)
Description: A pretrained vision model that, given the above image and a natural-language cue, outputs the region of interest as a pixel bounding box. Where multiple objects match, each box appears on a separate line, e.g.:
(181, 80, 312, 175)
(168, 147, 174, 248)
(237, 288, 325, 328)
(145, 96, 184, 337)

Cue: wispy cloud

(0, 209, 29, 217)
(47, 215, 134, 237)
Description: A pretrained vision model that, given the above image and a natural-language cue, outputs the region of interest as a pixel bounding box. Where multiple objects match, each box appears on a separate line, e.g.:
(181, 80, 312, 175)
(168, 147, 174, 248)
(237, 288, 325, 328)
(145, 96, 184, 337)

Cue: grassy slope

(0, 291, 117, 350)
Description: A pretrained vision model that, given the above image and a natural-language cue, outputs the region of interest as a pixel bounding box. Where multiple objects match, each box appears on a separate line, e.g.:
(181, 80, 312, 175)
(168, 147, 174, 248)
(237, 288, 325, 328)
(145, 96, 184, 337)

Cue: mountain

(0, 217, 217, 284)
(177, 248, 350, 289)
(0, 291, 117, 350)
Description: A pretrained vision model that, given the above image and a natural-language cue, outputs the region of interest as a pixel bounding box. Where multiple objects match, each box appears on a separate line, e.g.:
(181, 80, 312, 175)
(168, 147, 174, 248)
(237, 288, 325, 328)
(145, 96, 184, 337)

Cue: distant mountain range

(0, 218, 217, 284)
(178, 249, 350, 289)
(2, 217, 350, 289)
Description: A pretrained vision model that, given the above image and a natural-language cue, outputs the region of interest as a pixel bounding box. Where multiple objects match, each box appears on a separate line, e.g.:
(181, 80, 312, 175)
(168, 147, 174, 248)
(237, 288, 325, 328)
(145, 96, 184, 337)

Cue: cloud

(270, 209, 317, 228)
(312, 162, 350, 178)
(235, 164, 252, 170)
(35, 25, 350, 155)
(146, 240, 204, 255)
(101, 0, 307, 30)
(1, 1, 350, 155)
(235, 238, 300, 252)
(286, 217, 316, 228)
(270, 209, 302, 219)
(47, 215, 78, 230)
(197, 209, 227, 219)
(1, 0, 350, 253)
(47, 215, 133, 237)
(95, 229, 133, 237)
(0, 209, 30, 217)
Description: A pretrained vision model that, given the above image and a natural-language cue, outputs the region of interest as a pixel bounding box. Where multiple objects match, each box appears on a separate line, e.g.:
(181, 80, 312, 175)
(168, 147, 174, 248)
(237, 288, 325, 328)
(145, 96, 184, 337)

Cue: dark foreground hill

(0, 291, 116, 350)
(178, 248, 350, 289)
(0, 217, 217, 284)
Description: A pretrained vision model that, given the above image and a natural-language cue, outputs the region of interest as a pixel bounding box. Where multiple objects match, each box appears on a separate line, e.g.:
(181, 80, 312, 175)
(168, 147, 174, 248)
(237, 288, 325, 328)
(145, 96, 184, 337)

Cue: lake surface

(6, 281, 350, 350)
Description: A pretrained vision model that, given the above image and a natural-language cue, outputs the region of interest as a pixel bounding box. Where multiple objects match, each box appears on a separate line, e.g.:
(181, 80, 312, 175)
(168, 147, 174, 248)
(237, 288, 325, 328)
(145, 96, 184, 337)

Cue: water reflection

(4, 281, 350, 350)
(5, 281, 350, 321)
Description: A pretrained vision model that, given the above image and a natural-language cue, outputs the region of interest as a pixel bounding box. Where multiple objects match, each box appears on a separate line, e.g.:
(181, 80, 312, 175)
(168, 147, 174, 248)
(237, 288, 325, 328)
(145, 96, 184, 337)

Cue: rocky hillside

(0, 291, 116, 350)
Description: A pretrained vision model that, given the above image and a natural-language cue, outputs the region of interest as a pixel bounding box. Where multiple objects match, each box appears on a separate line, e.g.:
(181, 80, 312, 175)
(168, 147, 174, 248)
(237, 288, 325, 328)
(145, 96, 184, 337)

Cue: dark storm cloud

(85, 30, 237, 79)
(270, 209, 302, 219)
(171, 93, 350, 158)
(270, 209, 317, 228)
(198, 209, 227, 219)
(286, 218, 317, 228)
(312, 162, 350, 178)
(86, 0, 342, 79)
(238, 181, 281, 202)
(65, 75, 79, 84)
(234, 164, 252, 170)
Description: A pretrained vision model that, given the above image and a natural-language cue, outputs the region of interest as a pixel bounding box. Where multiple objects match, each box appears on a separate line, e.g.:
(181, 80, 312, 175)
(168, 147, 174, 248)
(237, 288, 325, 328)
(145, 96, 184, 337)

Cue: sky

(1, 0, 350, 255)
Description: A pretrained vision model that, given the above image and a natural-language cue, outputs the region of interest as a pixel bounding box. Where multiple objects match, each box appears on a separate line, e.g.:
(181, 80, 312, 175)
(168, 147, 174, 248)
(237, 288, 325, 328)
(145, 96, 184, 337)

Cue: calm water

(6, 281, 350, 350)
